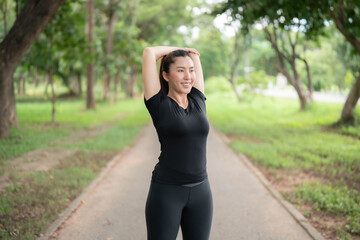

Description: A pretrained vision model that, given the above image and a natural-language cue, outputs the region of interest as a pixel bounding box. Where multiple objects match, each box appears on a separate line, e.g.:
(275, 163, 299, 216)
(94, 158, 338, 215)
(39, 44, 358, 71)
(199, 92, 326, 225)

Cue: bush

(236, 70, 274, 91)
(204, 76, 232, 94)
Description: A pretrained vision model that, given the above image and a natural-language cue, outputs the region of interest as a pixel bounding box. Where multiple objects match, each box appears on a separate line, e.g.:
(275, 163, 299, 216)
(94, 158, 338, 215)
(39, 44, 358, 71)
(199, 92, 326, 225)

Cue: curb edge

(37, 123, 150, 240)
(213, 126, 325, 240)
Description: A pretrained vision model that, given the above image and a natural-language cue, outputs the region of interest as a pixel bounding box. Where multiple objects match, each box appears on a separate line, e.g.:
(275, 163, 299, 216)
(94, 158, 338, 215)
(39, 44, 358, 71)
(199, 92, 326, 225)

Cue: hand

(183, 48, 200, 56)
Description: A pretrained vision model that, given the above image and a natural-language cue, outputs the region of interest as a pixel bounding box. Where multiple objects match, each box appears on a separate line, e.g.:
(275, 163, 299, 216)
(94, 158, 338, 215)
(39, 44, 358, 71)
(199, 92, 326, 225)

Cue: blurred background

(0, 0, 359, 239)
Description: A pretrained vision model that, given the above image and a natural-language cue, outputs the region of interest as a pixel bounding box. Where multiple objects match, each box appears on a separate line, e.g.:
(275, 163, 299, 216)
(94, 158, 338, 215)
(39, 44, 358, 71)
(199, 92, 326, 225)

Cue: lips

(181, 82, 191, 88)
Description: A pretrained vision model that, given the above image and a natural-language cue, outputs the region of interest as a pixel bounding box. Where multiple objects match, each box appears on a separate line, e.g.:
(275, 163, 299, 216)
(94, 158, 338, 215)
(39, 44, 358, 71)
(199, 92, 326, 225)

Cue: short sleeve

(144, 89, 163, 125)
(190, 87, 207, 101)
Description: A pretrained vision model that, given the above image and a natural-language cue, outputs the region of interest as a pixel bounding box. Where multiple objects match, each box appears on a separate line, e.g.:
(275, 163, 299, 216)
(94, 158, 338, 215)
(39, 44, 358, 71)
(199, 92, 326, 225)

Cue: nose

(185, 71, 190, 79)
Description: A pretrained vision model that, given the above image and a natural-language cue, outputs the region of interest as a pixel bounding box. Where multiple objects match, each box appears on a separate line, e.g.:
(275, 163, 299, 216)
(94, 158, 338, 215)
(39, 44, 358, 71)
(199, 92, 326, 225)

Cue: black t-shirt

(144, 87, 210, 185)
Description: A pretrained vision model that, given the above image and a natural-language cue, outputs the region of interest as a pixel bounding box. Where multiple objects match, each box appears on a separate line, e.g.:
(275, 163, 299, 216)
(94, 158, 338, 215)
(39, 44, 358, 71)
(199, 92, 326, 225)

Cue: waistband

(181, 179, 206, 187)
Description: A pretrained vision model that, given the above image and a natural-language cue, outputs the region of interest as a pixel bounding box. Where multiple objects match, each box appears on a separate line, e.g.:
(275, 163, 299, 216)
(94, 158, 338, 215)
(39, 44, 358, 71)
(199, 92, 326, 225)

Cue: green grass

(206, 90, 360, 238)
(0, 90, 150, 239)
(0, 152, 106, 239)
(288, 181, 360, 234)
(0, 96, 149, 162)
(207, 91, 360, 176)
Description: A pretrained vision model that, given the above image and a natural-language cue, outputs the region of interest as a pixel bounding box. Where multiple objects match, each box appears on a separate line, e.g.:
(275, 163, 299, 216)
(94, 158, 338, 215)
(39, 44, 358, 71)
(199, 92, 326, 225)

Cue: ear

(162, 71, 169, 82)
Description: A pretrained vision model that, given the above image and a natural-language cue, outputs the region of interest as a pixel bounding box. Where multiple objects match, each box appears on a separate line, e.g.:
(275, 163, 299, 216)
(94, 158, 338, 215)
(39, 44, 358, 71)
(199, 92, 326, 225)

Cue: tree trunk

(229, 31, 243, 102)
(33, 69, 39, 87)
(16, 76, 21, 95)
(274, 62, 309, 110)
(300, 57, 313, 100)
(102, 67, 111, 100)
(1, 0, 8, 35)
(22, 75, 26, 94)
(0, 79, 18, 132)
(264, 27, 310, 110)
(126, 65, 138, 98)
(329, 8, 360, 124)
(229, 79, 242, 101)
(44, 76, 50, 96)
(48, 69, 56, 124)
(340, 72, 360, 124)
(77, 72, 82, 96)
(293, 78, 309, 110)
(0, 0, 65, 138)
(113, 70, 121, 102)
(101, 0, 116, 101)
(86, 0, 96, 109)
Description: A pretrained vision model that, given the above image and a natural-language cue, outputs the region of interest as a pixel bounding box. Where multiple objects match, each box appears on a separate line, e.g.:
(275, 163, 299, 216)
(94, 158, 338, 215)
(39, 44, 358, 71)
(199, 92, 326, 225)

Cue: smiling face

(162, 56, 196, 95)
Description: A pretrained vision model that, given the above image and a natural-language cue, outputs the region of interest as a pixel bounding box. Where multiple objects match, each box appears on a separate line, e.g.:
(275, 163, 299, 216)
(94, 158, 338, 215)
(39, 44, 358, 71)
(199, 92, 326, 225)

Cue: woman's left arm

(189, 52, 205, 94)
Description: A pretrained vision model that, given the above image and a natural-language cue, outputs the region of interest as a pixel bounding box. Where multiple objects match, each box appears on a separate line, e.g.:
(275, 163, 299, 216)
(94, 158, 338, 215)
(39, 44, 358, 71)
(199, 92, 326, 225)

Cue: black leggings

(145, 178, 213, 240)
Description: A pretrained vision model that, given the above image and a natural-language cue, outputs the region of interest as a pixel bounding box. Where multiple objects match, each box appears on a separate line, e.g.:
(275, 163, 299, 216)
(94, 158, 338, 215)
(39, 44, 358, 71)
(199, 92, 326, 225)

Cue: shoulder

(144, 89, 166, 106)
(190, 87, 207, 101)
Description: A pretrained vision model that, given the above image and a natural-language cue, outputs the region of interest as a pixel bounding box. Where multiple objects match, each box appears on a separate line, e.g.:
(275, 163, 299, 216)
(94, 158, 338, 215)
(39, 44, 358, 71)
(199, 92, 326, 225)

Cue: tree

(97, 0, 122, 101)
(86, 0, 96, 109)
(213, 1, 314, 109)
(0, 0, 65, 139)
(215, 0, 360, 123)
(264, 27, 313, 108)
(114, 0, 197, 98)
(228, 30, 246, 101)
(291, 0, 360, 124)
(193, 27, 229, 79)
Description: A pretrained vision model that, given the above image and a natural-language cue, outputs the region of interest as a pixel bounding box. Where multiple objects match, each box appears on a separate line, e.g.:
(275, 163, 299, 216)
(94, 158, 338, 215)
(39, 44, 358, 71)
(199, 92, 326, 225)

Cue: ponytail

(159, 55, 169, 94)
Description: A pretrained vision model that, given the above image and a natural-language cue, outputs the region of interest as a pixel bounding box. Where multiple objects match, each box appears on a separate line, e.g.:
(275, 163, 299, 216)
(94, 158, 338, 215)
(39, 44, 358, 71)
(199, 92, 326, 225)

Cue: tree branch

(329, 7, 360, 54)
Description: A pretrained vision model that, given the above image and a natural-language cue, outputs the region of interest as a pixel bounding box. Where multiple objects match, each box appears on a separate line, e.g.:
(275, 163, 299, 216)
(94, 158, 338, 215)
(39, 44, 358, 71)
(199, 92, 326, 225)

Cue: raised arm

(189, 52, 205, 94)
(142, 46, 201, 100)
(142, 46, 179, 100)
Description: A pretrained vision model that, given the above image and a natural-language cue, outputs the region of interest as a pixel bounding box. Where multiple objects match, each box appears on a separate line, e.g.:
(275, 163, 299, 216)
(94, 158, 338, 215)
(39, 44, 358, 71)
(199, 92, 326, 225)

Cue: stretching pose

(142, 46, 213, 240)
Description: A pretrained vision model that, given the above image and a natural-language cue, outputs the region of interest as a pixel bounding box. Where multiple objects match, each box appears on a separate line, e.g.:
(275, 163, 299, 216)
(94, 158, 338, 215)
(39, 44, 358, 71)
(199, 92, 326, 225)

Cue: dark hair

(159, 50, 191, 94)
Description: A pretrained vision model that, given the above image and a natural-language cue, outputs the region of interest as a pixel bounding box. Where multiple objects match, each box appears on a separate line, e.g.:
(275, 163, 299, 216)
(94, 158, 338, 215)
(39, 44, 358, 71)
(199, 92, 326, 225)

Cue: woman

(142, 46, 213, 240)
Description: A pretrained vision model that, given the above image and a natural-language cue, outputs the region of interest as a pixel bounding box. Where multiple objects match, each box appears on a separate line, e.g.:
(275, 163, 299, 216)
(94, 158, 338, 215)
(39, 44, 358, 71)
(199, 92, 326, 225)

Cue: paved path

(46, 124, 318, 240)
(258, 88, 357, 104)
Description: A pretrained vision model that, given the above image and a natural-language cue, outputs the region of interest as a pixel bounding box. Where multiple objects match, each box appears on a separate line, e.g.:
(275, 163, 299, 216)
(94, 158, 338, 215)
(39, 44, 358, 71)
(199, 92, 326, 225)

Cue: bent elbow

(143, 47, 153, 58)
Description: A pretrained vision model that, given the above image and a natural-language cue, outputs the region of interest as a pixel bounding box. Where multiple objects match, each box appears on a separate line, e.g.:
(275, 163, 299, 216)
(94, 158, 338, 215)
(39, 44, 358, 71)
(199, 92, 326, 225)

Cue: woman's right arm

(142, 46, 178, 100)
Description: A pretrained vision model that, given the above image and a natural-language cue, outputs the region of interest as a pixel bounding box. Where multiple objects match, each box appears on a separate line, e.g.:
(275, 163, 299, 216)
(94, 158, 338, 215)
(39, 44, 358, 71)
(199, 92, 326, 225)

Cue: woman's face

(163, 56, 196, 95)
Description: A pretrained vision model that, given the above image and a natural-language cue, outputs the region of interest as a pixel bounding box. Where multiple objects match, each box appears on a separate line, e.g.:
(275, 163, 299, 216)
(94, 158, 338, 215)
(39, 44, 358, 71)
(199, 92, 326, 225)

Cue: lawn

(206, 90, 360, 240)
(1, 82, 359, 239)
(0, 92, 150, 239)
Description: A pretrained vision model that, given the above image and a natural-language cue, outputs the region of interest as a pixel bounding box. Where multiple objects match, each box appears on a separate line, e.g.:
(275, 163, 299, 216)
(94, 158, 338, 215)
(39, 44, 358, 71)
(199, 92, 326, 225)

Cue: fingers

(184, 48, 200, 56)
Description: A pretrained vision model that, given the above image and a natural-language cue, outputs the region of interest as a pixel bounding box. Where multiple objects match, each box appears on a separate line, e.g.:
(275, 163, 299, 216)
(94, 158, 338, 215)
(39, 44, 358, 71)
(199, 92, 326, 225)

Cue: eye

(178, 70, 184, 72)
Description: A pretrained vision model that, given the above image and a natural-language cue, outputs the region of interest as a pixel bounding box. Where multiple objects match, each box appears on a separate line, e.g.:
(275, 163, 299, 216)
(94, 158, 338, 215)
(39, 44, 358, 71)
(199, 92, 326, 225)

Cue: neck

(168, 89, 188, 108)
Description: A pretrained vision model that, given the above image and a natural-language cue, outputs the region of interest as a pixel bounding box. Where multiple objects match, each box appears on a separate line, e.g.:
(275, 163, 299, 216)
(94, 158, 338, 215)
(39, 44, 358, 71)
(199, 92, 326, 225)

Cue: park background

(0, 0, 359, 239)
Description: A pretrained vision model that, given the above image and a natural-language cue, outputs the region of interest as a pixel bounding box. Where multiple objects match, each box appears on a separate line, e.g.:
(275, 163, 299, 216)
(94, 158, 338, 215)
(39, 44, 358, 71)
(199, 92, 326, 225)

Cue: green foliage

(0, 97, 149, 162)
(137, 0, 195, 45)
(207, 91, 360, 173)
(213, 0, 360, 42)
(249, 29, 277, 76)
(206, 89, 360, 237)
(291, 182, 360, 216)
(236, 70, 273, 91)
(193, 27, 230, 79)
(0, 95, 149, 239)
(20, 0, 87, 90)
(298, 40, 347, 91)
(289, 181, 360, 235)
(0, 158, 98, 239)
(204, 76, 232, 94)
(0, 0, 17, 40)
(340, 124, 360, 138)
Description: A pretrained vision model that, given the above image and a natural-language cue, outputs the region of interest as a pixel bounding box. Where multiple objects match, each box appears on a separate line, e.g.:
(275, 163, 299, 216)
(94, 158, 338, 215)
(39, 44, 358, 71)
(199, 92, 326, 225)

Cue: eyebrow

(176, 66, 195, 69)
